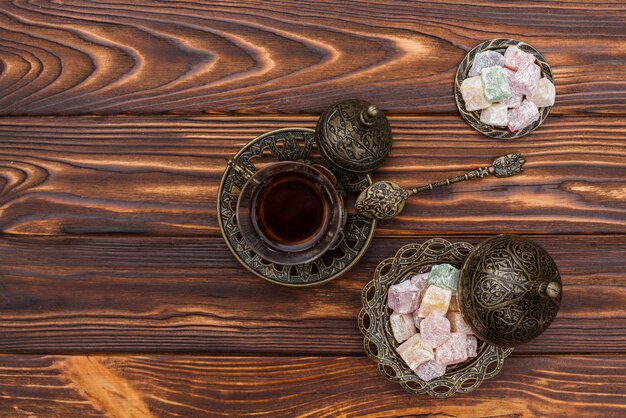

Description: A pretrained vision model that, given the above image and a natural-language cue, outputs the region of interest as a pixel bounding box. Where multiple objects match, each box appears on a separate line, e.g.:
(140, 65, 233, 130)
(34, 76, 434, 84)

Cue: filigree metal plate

(455, 38, 553, 139)
(358, 238, 513, 398)
(218, 128, 376, 286)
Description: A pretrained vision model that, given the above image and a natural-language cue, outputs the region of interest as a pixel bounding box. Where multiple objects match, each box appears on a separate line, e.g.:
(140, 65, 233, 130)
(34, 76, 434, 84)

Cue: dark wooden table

(1, 1, 625, 416)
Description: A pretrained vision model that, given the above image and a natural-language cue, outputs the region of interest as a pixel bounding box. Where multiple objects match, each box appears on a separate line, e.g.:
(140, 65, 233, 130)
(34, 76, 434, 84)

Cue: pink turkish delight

(435, 332, 469, 366)
(447, 311, 472, 334)
(466, 335, 478, 358)
(504, 45, 535, 70)
(410, 272, 430, 293)
(414, 359, 447, 382)
(396, 334, 434, 371)
(413, 310, 422, 329)
(508, 60, 541, 96)
(390, 312, 416, 343)
(507, 100, 540, 132)
(421, 312, 451, 348)
(387, 280, 422, 314)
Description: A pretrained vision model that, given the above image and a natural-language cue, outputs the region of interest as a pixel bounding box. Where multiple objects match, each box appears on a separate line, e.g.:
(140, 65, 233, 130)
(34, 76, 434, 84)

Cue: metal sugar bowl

(458, 234, 562, 348)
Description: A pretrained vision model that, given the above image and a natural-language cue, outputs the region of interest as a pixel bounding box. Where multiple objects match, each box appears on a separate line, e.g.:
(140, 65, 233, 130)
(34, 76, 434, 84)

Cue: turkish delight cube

(504, 45, 535, 70)
(507, 100, 540, 132)
(418, 285, 452, 318)
(412, 310, 422, 329)
(500, 71, 524, 108)
(396, 333, 434, 371)
(414, 359, 447, 382)
(508, 60, 541, 96)
(469, 50, 505, 77)
(466, 335, 479, 358)
(390, 312, 417, 343)
(428, 264, 460, 292)
(481, 66, 511, 102)
(410, 272, 430, 294)
(480, 103, 508, 127)
(387, 280, 421, 314)
(528, 77, 555, 107)
(435, 332, 469, 366)
(460, 76, 490, 111)
(421, 312, 451, 349)
(447, 311, 473, 334)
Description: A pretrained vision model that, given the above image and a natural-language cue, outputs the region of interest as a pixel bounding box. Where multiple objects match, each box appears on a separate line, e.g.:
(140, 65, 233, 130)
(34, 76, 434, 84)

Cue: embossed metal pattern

(354, 180, 410, 220)
(455, 38, 554, 139)
(316, 99, 392, 175)
(218, 128, 377, 286)
(458, 235, 562, 347)
(355, 153, 526, 220)
(358, 239, 513, 398)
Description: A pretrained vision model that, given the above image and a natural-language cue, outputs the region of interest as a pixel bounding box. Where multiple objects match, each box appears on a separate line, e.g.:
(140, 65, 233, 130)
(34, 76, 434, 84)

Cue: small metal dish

(454, 38, 554, 139)
(357, 238, 513, 398)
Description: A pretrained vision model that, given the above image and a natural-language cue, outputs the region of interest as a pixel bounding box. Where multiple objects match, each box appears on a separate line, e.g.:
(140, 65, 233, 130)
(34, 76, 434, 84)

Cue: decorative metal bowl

(454, 38, 554, 139)
(358, 239, 514, 398)
(458, 234, 562, 347)
(316, 99, 392, 175)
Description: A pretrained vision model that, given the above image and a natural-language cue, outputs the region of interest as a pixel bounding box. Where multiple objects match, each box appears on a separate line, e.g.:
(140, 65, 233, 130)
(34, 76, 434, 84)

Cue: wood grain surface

(1, 1, 626, 415)
(0, 234, 623, 355)
(0, 1, 625, 116)
(1, 354, 625, 417)
(0, 115, 624, 236)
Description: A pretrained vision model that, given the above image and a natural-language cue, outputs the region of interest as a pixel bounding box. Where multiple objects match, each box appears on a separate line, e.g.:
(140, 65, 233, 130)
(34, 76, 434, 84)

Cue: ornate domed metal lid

(458, 234, 562, 348)
(315, 99, 392, 175)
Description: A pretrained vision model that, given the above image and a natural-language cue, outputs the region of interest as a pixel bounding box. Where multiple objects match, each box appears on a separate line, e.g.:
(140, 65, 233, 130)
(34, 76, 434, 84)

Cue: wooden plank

(0, 234, 624, 354)
(0, 1, 625, 115)
(0, 354, 625, 417)
(0, 115, 624, 236)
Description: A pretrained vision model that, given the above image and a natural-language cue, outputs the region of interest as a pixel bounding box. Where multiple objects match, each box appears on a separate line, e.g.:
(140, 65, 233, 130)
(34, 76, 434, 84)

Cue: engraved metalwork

(358, 239, 513, 398)
(316, 99, 392, 175)
(458, 234, 562, 347)
(455, 38, 554, 139)
(355, 153, 526, 220)
(218, 128, 376, 286)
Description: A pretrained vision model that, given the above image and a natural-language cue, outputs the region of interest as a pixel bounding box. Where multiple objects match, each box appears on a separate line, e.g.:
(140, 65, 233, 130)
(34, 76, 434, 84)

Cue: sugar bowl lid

(315, 99, 392, 175)
(458, 234, 562, 348)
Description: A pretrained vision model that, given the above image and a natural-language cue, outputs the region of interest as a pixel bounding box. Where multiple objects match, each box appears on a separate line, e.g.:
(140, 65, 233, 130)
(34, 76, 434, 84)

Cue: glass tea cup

(235, 161, 346, 265)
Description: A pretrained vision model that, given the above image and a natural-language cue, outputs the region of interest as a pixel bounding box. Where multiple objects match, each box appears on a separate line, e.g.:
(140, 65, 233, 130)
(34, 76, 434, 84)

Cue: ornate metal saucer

(218, 128, 376, 286)
(357, 238, 513, 398)
(455, 38, 554, 139)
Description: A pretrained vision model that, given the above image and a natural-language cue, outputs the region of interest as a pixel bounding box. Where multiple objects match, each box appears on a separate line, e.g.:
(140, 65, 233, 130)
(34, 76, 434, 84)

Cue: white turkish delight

(528, 77, 555, 107)
(390, 312, 417, 343)
(480, 103, 508, 127)
(460, 76, 490, 111)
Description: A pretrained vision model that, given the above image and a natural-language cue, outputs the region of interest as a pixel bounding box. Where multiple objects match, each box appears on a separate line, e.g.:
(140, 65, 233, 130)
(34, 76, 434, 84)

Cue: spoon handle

(407, 153, 525, 196)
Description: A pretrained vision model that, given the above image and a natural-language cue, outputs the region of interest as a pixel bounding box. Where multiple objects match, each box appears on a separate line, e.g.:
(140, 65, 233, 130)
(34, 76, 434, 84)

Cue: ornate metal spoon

(355, 153, 526, 220)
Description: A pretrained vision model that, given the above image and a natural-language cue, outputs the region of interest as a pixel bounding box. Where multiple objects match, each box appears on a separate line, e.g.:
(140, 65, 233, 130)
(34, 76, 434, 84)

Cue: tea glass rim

(236, 161, 345, 266)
